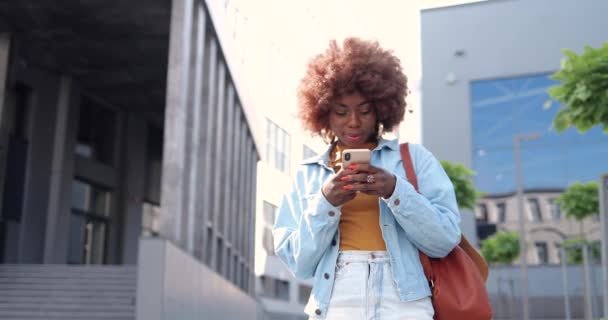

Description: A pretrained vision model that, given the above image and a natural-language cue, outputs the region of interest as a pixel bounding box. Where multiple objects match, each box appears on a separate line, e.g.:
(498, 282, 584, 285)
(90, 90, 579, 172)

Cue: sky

(207, 0, 489, 146)
(204, 0, 514, 159)
(471, 73, 608, 195)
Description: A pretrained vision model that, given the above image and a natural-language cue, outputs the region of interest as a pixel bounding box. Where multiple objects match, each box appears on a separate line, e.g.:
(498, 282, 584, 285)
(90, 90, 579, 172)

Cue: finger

(347, 182, 371, 193)
(347, 163, 372, 173)
(333, 169, 352, 181)
(340, 173, 368, 183)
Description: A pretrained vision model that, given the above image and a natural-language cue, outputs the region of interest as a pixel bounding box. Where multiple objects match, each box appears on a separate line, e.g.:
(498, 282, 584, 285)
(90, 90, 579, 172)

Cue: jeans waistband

(337, 250, 390, 264)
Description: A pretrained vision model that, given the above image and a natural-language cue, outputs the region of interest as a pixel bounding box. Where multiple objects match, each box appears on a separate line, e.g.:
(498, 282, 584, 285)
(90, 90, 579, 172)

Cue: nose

(347, 111, 361, 127)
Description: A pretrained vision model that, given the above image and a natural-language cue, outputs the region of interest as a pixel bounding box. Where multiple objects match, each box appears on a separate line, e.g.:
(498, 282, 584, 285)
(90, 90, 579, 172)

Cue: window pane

(496, 202, 506, 223)
(477, 204, 488, 222)
(243, 265, 249, 292)
(216, 238, 223, 273)
(91, 188, 111, 217)
(535, 242, 548, 264)
(298, 285, 312, 304)
(233, 255, 239, 285)
(205, 229, 213, 266)
(88, 222, 106, 264)
(71, 180, 90, 212)
(261, 276, 273, 297)
(528, 198, 542, 222)
(67, 213, 86, 264)
(275, 279, 290, 301)
(265, 119, 290, 173)
(263, 201, 277, 225)
(548, 198, 562, 220)
(76, 99, 116, 165)
(263, 228, 275, 255)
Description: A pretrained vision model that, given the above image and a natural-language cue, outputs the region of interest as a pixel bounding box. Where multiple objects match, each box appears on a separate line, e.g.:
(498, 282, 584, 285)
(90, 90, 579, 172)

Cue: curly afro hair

(297, 37, 408, 137)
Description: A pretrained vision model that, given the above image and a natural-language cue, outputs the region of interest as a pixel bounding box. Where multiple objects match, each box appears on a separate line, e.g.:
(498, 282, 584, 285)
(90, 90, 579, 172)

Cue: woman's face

(328, 93, 377, 148)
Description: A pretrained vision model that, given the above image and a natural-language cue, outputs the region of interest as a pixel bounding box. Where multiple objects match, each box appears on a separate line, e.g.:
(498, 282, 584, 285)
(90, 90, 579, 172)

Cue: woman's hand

(321, 168, 358, 207)
(340, 163, 397, 199)
(322, 163, 397, 206)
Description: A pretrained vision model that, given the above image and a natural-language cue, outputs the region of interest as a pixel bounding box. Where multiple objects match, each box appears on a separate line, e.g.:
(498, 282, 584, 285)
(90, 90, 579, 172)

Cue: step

(0, 295, 133, 305)
(0, 309, 134, 319)
(0, 277, 136, 286)
(0, 289, 134, 299)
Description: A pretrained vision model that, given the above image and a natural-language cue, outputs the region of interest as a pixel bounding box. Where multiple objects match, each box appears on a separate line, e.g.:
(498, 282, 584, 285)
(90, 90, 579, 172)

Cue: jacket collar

(301, 137, 399, 167)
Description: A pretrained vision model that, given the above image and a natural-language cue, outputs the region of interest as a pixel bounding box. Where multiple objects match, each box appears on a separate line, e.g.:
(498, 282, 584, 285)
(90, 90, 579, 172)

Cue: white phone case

(342, 149, 371, 168)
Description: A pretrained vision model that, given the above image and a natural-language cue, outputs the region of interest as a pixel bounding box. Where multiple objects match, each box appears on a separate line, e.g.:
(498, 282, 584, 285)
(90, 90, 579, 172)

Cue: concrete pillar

(18, 66, 61, 263)
(210, 61, 226, 272)
(186, 4, 206, 254)
(247, 145, 258, 295)
(237, 121, 248, 256)
(197, 36, 218, 263)
(228, 104, 242, 247)
(0, 33, 9, 122)
(120, 113, 147, 264)
(0, 33, 10, 225)
(221, 85, 235, 262)
(160, 0, 194, 246)
(44, 76, 79, 263)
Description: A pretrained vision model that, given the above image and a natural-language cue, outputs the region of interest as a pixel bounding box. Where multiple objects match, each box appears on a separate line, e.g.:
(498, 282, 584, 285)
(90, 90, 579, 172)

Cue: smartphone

(342, 149, 371, 169)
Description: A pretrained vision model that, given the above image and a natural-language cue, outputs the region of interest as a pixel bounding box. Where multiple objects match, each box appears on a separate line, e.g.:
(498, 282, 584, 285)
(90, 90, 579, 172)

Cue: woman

(273, 37, 461, 320)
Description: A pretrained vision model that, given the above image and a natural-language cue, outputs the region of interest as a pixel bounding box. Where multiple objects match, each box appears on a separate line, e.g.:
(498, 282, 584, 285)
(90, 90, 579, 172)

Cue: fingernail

(342, 185, 352, 190)
(340, 176, 350, 181)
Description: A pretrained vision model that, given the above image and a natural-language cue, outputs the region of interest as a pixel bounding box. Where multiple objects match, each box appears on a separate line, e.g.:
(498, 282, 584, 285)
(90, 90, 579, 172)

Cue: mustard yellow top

(329, 142, 387, 251)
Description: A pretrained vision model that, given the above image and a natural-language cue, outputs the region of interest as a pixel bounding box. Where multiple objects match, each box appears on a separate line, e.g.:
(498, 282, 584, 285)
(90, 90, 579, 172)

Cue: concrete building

(421, 0, 608, 318)
(0, 1, 262, 319)
(477, 189, 601, 265)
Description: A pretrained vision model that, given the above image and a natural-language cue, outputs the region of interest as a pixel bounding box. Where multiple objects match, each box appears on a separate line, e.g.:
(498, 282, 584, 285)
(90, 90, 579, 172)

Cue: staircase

(0, 264, 136, 320)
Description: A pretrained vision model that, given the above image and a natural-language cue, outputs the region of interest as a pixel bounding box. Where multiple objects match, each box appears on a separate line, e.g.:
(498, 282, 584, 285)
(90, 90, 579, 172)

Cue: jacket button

(315, 309, 322, 315)
(324, 273, 330, 279)
(394, 198, 400, 206)
(328, 211, 335, 217)
(331, 239, 337, 246)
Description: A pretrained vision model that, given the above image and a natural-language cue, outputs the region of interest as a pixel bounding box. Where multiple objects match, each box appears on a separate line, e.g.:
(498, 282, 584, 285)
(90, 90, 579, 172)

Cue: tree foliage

(481, 232, 520, 265)
(546, 42, 608, 133)
(555, 181, 599, 221)
(440, 160, 482, 210)
(562, 238, 601, 265)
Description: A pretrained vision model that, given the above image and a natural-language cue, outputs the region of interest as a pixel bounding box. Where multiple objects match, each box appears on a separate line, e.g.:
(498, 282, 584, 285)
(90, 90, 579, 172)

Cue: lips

(344, 133, 363, 142)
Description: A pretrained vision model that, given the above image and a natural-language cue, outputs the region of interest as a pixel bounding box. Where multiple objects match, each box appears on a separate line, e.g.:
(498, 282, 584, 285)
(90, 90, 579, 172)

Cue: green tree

(440, 160, 482, 209)
(546, 42, 608, 133)
(555, 181, 599, 222)
(562, 238, 601, 265)
(556, 182, 600, 319)
(481, 232, 520, 265)
(555, 181, 600, 263)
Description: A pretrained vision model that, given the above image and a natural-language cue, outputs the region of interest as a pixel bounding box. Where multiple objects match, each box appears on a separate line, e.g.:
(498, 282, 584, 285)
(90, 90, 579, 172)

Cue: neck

(336, 138, 378, 150)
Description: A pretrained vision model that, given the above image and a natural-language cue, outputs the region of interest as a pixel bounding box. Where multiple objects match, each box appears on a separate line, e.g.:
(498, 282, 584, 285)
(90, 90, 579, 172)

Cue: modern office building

(0, 1, 261, 319)
(421, 0, 608, 318)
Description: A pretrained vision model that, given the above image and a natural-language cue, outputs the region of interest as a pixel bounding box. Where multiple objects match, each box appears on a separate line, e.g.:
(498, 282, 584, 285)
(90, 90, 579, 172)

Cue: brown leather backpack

(401, 143, 492, 320)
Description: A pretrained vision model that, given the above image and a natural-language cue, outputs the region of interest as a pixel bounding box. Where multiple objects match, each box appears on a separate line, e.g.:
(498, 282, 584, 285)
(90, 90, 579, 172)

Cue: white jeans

(314, 251, 434, 320)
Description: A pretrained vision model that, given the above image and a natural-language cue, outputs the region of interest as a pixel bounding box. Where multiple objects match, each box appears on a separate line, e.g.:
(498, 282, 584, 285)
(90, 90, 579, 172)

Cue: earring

(376, 123, 384, 139)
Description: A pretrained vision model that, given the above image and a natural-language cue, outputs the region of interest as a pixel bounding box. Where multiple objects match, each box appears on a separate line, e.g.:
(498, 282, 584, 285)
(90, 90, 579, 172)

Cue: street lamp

(599, 173, 608, 318)
(513, 132, 539, 320)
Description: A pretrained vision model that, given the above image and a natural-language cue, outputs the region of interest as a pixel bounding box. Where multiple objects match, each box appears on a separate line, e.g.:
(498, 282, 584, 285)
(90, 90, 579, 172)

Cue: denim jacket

(272, 138, 461, 317)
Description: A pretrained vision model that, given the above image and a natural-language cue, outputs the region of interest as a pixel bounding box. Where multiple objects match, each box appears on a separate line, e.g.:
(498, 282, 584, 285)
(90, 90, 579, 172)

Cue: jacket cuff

(382, 175, 417, 214)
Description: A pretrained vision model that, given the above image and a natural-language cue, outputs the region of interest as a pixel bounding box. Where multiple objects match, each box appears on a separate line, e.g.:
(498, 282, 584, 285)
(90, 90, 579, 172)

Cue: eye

(358, 105, 372, 115)
(333, 107, 348, 116)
